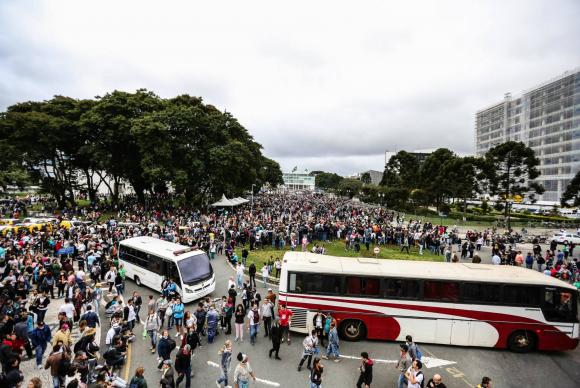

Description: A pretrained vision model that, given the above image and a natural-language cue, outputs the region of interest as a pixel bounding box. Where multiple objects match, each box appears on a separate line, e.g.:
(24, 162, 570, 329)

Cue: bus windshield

(542, 287, 578, 323)
(177, 253, 213, 285)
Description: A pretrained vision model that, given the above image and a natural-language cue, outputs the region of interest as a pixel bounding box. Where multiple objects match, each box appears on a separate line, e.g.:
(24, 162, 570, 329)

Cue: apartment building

(475, 68, 580, 202)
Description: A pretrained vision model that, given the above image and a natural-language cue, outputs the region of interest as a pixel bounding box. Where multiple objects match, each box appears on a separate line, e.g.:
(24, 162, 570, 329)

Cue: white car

(551, 232, 580, 245)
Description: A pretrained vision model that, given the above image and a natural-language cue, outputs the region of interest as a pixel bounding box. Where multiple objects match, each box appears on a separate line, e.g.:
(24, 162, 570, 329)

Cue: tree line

(0, 89, 283, 207)
(315, 141, 547, 215)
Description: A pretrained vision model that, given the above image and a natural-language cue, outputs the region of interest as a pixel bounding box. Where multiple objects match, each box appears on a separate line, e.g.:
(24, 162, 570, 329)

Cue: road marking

(422, 346, 472, 387)
(206, 360, 281, 387)
(340, 354, 398, 363)
(421, 356, 456, 368)
(124, 342, 132, 382)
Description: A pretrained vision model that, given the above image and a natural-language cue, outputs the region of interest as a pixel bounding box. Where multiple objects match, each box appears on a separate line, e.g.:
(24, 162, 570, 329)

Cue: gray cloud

(1, 0, 579, 176)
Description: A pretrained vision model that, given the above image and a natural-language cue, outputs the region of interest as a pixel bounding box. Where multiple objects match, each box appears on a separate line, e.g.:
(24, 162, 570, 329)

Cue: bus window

(424, 281, 460, 302)
(384, 279, 419, 299)
(462, 283, 500, 304)
(164, 261, 181, 285)
(542, 288, 578, 323)
(346, 277, 380, 296)
(503, 285, 539, 306)
(302, 274, 341, 295)
(289, 272, 304, 293)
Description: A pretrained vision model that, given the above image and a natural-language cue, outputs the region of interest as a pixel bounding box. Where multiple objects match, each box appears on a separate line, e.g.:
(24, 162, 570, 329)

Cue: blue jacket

(172, 303, 184, 319)
(157, 337, 173, 359)
(29, 326, 52, 347)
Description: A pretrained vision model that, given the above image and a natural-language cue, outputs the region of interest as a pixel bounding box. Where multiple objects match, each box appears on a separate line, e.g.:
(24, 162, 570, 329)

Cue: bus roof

(283, 252, 576, 290)
(119, 236, 205, 261)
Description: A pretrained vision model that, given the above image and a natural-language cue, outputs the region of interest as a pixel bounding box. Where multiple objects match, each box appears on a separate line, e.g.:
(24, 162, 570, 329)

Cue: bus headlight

(185, 289, 193, 294)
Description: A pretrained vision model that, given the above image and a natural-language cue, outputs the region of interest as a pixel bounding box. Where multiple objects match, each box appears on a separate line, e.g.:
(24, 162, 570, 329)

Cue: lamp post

(251, 183, 255, 214)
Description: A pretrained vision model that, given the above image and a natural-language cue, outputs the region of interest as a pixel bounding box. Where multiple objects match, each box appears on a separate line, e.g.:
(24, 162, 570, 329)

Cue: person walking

(248, 263, 256, 289)
(405, 360, 424, 388)
(129, 366, 148, 388)
(44, 344, 65, 388)
(322, 321, 340, 362)
(30, 321, 52, 369)
(160, 360, 175, 388)
(278, 303, 293, 345)
(234, 304, 245, 342)
(310, 357, 323, 388)
(157, 330, 176, 370)
(297, 330, 318, 372)
(145, 309, 161, 353)
(174, 344, 193, 388)
(396, 344, 412, 388)
(269, 318, 282, 360)
(206, 304, 219, 344)
(233, 353, 256, 388)
(216, 340, 232, 387)
(356, 352, 373, 388)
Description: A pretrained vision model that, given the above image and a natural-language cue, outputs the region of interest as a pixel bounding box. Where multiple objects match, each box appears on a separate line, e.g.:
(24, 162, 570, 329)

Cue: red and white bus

(279, 252, 579, 352)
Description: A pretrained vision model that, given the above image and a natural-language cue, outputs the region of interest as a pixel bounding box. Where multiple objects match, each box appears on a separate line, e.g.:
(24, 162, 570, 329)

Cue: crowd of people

(0, 192, 576, 387)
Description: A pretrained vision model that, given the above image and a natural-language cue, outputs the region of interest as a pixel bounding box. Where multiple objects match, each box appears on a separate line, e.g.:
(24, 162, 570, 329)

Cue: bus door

(163, 261, 183, 296)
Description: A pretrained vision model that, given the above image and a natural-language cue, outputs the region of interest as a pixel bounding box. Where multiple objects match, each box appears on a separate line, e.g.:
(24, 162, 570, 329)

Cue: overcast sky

(1, 0, 579, 175)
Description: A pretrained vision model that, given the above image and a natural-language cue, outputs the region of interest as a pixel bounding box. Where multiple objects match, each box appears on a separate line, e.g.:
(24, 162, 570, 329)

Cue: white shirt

(491, 255, 501, 265)
(261, 266, 269, 277)
(59, 303, 75, 319)
(406, 367, 424, 388)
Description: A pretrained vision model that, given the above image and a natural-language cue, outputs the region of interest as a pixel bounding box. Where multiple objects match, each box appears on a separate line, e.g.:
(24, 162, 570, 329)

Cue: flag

(292, 166, 297, 172)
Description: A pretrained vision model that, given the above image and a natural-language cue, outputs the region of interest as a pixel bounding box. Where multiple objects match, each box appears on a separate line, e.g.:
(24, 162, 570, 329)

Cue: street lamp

(251, 183, 255, 214)
(378, 193, 385, 208)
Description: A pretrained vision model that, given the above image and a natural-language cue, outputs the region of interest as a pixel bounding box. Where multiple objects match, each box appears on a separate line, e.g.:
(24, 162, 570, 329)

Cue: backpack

(129, 377, 141, 388)
(168, 338, 177, 351)
(252, 309, 260, 325)
(416, 371, 424, 388)
(415, 344, 423, 361)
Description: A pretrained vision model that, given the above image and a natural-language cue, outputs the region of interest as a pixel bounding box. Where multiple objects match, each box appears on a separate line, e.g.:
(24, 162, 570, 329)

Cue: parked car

(551, 232, 580, 245)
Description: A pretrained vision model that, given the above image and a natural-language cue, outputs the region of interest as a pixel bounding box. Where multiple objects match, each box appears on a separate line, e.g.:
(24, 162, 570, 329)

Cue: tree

(315, 172, 344, 191)
(442, 156, 483, 218)
(360, 172, 372, 185)
(483, 141, 544, 228)
(380, 151, 421, 189)
(561, 170, 580, 207)
(419, 148, 456, 211)
(337, 178, 363, 198)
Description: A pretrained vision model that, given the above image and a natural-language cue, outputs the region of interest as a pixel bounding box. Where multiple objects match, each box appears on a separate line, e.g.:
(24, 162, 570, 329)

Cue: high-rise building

(475, 68, 580, 202)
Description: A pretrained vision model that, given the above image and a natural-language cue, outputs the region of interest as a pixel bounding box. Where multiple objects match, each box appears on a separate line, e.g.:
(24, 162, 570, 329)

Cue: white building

(281, 170, 315, 191)
(475, 68, 580, 202)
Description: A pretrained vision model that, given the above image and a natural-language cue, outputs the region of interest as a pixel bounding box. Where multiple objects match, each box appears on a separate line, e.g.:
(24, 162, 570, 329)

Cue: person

(131, 291, 143, 323)
(173, 298, 185, 338)
(30, 320, 52, 369)
(357, 351, 373, 388)
(405, 335, 419, 361)
(33, 291, 50, 323)
(310, 357, 323, 388)
(260, 298, 273, 338)
(247, 303, 260, 345)
(44, 344, 65, 388)
(28, 377, 43, 388)
(160, 360, 175, 388)
(145, 309, 161, 353)
(278, 303, 293, 344)
(129, 366, 147, 388)
(323, 321, 340, 362)
(156, 294, 169, 329)
(248, 263, 256, 289)
(174, 344, 192, 388)
(261, 264, 269, 289)
(224, 298, 234, 335)
(52, 323, 72, 348)
(396, 344, 412, 388)
(206, 304, 219, 344)
(269, 318, 282, 360)
(274, 258, 281, 278)
(80, 305, 100, 328)
(477, 377, 492, 388)
(313, 312, 326, 347)
(124, 299, 137, 331)
(236, 263, 244, 290)
(405, 359, 424, 388)
(157, 330, 176, 370)
(216, 340, 232, 387)
(298, 330, 318, 372)
(426, 373, 447, 388)
(234, 304, 245, 342)
(233, 353, 256, 388)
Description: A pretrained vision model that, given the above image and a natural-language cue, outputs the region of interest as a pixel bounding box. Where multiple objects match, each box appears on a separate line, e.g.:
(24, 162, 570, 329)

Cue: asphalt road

(98, 251, 580, 388)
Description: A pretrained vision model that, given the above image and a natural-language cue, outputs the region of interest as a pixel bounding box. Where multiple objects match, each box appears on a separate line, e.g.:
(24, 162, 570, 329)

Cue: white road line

(340, 354, 456, 368)
(206, 361, 281, 387)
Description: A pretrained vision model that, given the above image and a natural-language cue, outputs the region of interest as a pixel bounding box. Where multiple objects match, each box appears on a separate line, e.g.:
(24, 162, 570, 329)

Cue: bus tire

(508, 330, 536, 353)
(340, 319, 366, 341)
(134, 276, 141, 287)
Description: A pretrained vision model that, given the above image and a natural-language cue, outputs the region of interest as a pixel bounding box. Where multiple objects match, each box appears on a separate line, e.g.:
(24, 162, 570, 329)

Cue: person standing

(322, 321, 340, 362)
(310, 357, 323, 388)
(247, 303, 260, 346)
(260, 298, 273, 338)
(233, 353, 256, 388)
(129, 366, 148, 388)
(248, 263, 256, 289)
(157, 330, 176, 370)
(278, 303, 293, 345)
(356, 352, 373, 388)
(261, 264, 269, 289)
(174, 344, 192, 388)
(160, 360, 175, 388)
(145, 309, 161, 353)
(216, 340, 232, 387)
(156, 294, 169, 329)
(236, 263, 244, 290)
(30, 321, 52, 369)
(396, 344, 412, 388)
(476, 377, 492, 388)
(132, 291, 143, 323)
(297, 330, 318, 372)
(44, 345, 65, 388)
(173, 297, 185, 338)
(269, 318, 282, 360)
(312, 312, 326, 347)
(234, 304, 245, 342)
(405, 360, 424, 388)
(426, 373, 447, 388)
(274, 258, 281, 278)
(33, 291, 50, 324)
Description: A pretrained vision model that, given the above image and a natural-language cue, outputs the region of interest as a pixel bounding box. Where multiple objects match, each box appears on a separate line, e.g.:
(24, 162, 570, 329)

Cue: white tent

(211, 194, 236, 207)
(231, 197, 249, 205)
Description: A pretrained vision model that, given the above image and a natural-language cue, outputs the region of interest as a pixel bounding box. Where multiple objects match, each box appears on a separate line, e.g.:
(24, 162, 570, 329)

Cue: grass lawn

(234, 240, 444, 269)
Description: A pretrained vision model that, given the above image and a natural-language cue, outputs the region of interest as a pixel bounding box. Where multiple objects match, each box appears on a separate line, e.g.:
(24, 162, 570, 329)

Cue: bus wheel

(134, 276, 141, 287)
(508, 330, 536, 353)
(340, 320, 366, 341)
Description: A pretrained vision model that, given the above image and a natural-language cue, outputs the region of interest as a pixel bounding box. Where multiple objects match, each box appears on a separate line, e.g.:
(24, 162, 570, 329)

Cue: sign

(373, 247, 380, 255)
